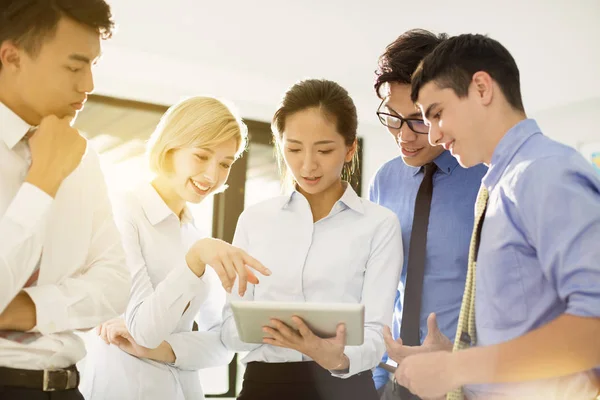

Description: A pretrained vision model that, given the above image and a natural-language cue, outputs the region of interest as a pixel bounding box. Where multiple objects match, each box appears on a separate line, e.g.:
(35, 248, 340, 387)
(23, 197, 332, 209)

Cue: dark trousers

(0, 387, 84, 400)
(238, 361, 379, 400)
(378, 379, 420, 400)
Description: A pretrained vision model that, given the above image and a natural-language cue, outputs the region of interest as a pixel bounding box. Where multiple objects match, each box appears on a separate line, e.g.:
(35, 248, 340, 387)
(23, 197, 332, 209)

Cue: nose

(391, 123, 418, 143)
(78, 67, 95, 95)
(203, 160, 218, 185)
(301, 151, 318, 175)
(428, 124, 443, 147)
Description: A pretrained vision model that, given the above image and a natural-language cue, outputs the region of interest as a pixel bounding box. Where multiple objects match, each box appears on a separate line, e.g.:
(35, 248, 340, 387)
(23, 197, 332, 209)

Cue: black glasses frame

(376, 99, 429, 134)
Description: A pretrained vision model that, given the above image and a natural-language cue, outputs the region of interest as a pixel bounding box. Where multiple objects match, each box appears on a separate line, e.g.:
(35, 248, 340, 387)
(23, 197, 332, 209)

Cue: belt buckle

(42, 368, 77, 391)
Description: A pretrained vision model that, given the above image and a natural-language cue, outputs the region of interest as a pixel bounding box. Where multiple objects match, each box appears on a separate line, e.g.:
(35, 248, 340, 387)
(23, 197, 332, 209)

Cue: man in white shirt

(0, 1, 130, 398)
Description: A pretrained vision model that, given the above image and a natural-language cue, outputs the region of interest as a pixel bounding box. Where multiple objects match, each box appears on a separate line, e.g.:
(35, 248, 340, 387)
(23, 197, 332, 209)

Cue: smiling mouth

(443, 141, 455, 152)
(191, 179, 212, 192)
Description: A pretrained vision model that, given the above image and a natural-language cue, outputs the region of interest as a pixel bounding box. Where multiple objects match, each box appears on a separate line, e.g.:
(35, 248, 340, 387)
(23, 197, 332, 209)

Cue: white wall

(533, 97, 600, 150)
(359, 122, 400, 195)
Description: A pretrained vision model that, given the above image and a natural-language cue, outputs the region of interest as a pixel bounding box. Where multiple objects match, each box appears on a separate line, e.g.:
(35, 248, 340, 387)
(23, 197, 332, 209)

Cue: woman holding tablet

(221, 79, 403, 400)
(81, 96, 270, 400)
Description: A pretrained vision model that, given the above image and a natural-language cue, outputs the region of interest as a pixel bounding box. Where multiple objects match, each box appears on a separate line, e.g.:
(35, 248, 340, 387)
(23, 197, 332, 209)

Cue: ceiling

(91, 0, 600, 128)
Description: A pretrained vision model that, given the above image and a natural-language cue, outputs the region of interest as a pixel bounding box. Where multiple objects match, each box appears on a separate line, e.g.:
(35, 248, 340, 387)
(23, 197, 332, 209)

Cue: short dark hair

(411, 33, 525, 112)
(272, 79, 359, 186)
(0, 0, 114, 69)
(374, 29, 448, 99)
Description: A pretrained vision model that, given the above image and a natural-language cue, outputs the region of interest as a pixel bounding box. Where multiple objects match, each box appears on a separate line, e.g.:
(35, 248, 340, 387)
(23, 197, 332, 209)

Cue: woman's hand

(96, 318, 175, 363)
(186, 238, 271, 296)
(262, 316, 349, 371)
(97, 317, 129, 346)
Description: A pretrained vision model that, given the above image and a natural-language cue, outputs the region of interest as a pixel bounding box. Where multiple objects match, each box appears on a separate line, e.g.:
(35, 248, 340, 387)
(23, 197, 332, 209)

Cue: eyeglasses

(376, 99, 429, 134)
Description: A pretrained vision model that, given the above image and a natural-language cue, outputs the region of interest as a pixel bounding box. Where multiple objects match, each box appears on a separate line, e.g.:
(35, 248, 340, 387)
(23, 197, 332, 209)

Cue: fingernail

(265, 269, 272, 275)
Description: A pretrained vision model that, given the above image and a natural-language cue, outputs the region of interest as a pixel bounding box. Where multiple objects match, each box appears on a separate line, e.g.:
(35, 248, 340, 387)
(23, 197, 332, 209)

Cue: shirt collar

(282, 181, 365, 215)
(410, 150, 458, 176)
(0, 102, 32, 150)
(482, 118, 542, 191)
(138, 182, 195, 226)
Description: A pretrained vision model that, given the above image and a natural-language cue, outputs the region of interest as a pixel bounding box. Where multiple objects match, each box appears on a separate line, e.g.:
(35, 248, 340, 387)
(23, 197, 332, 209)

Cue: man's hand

(422, 313, 453, 351)
(25, 115, 87, 197)
(384, 313, 452, 365)
(395, 350, 462, 399)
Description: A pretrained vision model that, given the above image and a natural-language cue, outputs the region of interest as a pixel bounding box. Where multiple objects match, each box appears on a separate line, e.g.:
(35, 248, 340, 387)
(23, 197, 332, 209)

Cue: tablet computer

(230, 301, 365, 346)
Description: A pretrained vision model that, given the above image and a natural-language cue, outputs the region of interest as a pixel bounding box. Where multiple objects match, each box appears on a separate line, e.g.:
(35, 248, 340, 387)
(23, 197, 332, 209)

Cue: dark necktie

(394, 163, 437, 400)
(400, 162, 437, 346)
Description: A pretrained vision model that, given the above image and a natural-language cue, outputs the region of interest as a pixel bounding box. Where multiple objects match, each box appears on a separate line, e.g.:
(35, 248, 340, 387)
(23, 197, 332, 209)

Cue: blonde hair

(147, 96, 248, 175)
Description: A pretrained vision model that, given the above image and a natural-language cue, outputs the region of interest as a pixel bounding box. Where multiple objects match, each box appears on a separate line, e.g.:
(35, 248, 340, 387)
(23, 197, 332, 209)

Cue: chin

(455, 154, 476, 168)
(295, 182, 321, 195)
(187, 192, 208, 204)
(401, 157, 422, 167)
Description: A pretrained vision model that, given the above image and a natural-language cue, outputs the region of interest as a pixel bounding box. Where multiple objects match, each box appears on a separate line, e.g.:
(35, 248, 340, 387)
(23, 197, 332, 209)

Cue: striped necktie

(446, 185, 489, 400)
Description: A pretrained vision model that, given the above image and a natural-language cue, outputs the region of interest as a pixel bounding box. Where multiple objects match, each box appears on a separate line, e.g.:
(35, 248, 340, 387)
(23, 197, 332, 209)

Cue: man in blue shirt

(370, 29, 487, 399)
(396, 34, 600, 399)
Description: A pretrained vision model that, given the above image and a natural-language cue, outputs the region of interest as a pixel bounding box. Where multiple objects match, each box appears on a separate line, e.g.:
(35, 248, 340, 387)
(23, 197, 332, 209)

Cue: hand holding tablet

(231, 301, 365, 371)
(230, 301, 365, 345)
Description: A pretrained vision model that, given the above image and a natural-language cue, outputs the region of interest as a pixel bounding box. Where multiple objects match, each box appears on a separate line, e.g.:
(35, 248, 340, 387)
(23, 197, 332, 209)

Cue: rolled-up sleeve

(516, 155, 600, 318)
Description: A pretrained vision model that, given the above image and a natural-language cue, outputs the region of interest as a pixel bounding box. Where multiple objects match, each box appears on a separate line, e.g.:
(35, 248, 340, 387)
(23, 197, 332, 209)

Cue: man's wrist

(25, 169, 60, 198)
(0, 292, 37, 331)
(450, 349, 475, 388)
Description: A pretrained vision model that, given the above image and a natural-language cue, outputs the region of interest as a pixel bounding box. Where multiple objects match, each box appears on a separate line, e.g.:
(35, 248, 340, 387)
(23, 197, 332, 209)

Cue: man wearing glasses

(369, 29, 487, 399)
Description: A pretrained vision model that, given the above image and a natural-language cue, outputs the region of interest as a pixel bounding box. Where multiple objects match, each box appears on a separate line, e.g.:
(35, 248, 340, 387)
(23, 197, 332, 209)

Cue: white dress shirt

(221, 183, 403, 378)
(80, 182, 232, 400)
(0, 102, 130, 370)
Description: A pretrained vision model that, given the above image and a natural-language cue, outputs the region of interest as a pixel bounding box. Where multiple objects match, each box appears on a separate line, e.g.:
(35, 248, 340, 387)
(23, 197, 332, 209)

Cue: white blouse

(81, 182, 232, 400)
(221, 183, 403, 378)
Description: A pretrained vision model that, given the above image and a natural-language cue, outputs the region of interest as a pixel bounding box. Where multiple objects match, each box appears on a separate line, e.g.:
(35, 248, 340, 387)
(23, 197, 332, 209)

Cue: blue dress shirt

(466, 119, 600, 399)
(370, 150, 487, 389)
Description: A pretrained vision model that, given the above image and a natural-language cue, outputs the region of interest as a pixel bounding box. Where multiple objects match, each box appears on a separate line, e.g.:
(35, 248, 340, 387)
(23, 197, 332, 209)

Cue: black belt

(0, 365, 79, 391)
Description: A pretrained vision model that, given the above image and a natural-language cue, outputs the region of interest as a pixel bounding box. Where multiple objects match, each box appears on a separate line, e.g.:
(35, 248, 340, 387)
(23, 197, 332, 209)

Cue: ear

(345, 138, 357, 163)
(0, 41, 22, 71)
(471, 71, 494, 106)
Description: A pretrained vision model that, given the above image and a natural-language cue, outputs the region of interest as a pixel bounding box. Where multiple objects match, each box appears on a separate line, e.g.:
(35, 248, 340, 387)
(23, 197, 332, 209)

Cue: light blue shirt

(466, 119, 600, 399)
(369, 151, 487, 388)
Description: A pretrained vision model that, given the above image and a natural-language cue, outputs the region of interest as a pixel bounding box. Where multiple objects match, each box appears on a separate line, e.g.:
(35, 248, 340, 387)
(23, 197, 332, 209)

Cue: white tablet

(230, 301, 365, 346)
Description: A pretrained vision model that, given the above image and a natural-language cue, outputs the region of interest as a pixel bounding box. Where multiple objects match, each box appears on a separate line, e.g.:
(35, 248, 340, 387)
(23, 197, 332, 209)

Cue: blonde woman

(81, 96, 270, 400)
